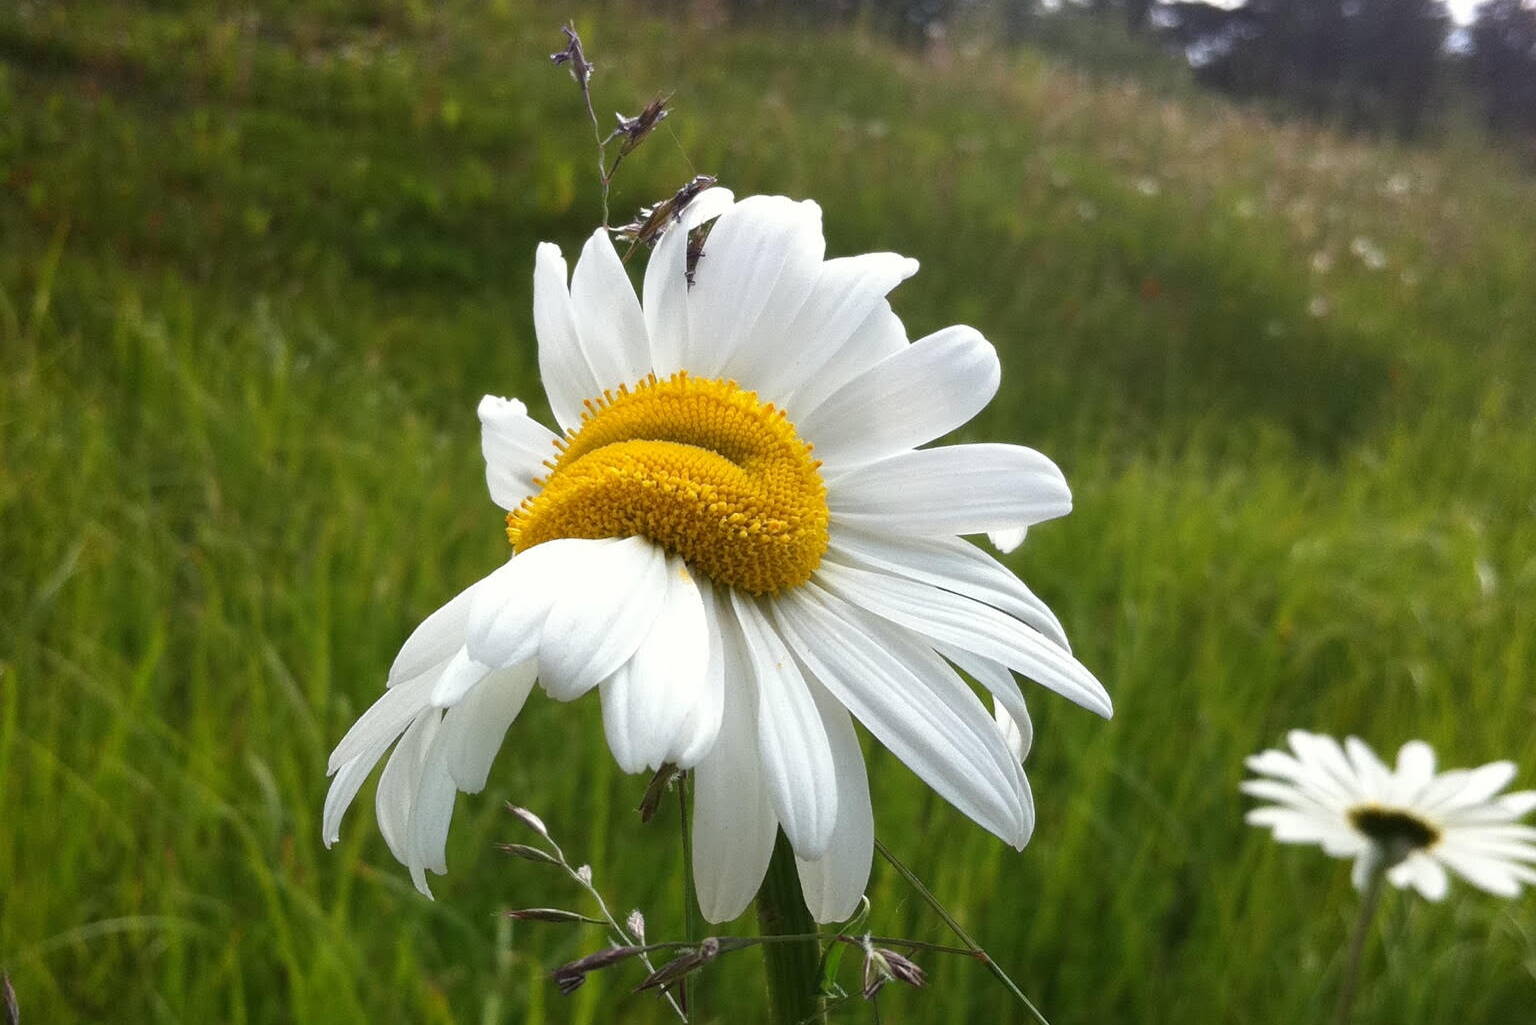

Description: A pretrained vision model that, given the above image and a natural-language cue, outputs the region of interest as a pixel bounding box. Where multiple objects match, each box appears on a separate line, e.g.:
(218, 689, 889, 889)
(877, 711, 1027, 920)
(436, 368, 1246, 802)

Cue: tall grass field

(3, 3, 1535, 1022)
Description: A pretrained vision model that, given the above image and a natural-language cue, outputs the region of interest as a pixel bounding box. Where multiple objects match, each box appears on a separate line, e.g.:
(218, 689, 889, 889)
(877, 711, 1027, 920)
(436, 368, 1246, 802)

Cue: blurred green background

(3, 2, 1535, 1023)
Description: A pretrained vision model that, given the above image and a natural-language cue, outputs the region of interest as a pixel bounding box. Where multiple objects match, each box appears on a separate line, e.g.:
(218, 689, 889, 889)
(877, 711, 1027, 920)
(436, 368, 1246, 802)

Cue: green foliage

(3, 2, 1535, 1023)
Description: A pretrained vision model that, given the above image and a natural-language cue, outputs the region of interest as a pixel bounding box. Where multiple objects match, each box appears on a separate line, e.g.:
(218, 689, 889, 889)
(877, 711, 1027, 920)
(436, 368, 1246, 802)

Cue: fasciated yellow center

(507, 373, 829, 594)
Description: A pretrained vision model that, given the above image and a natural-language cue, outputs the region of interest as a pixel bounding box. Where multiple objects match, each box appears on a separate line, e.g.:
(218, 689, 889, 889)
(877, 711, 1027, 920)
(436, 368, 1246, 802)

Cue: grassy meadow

(3, 2, 1536, 1022)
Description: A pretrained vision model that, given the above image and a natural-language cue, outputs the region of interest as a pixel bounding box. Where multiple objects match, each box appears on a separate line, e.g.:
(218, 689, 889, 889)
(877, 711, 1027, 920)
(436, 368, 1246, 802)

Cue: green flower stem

(1334, 852, 1388, 1025)
(757, 831, 821, 1025)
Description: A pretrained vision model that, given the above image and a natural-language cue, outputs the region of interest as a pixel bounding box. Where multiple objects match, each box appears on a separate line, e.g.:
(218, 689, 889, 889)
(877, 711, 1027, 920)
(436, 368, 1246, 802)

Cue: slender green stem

(1334, 854, 1387, 1025)
(875, 839, 1050, 1025)
(757, 831, 822, 1025)
(678, 772, 700, 1016)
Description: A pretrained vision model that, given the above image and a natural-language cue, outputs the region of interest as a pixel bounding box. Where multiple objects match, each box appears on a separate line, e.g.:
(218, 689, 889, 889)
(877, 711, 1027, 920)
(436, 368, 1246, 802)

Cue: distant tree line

(716, 0, 1536, 146)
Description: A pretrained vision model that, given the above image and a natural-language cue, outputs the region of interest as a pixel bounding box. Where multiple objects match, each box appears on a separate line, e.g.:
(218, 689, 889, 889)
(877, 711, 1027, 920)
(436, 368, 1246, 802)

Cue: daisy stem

(1334, 856, 1387, 1025)
(678, 772, 700, 1015)
(757, 830, 822, 1025)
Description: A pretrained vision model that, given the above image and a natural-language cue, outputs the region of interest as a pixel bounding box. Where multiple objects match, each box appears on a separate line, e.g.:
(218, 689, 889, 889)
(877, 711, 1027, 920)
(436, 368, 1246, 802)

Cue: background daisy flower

(1244, 730, 1536, 899)
(325, 190, 1111, 921)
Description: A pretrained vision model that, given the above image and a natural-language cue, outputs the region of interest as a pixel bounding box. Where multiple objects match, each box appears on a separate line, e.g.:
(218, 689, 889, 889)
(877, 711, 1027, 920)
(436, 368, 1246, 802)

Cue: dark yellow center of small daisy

(508, 373, 829, 595)
(1347, 805, 1440, 851)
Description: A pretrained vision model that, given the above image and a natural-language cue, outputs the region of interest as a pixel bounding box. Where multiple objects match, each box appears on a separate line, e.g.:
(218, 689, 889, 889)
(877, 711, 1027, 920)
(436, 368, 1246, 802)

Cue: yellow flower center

(508, 373, 829, 595)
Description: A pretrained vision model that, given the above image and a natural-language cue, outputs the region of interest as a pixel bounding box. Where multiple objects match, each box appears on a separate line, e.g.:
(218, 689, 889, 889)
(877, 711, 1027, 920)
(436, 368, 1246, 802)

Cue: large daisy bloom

(1244, 731, 1536, 900)
(324, 190, 1111, 922)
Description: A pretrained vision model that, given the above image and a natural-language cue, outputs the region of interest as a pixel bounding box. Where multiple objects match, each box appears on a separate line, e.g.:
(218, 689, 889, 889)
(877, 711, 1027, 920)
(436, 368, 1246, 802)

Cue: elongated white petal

(794, 679, 874, 923)
(429, 648, 492, 708)
(1410, 856, 1449, 900)
(671, 576, 728, 768)
(815, 560, 1110, 717)
(600, 555, 711, 773)
(939, 644, 1034, 762)
(644, 187, 736, 377)
(1392, 740, 1436, 803)
(684, 196, 824, 379)
(828, 444, 1071, 537)
(731, 590, 839, 859)
(692, 600, 778, 923)
(774, 583, 1030, 848)
(478, 395, 559, 512)
(1345, 736, 1393, 796)
(777, 282, 912, 413)
(539, 537, 667, 701)
(801, 326, 1000, 471)
(328, 674, 435, 775)
(465, 539, 614, 670)
(375, 710, 441, 867)
(441, 661, 538, 792)
(324, 752, 386, 847)
(534, 242, 600, 432)
(828, 527, 1069, 650)
(408, 724, 459, 895)
(571, 228, 651, 390)
(1435, 848, 1525, 896)
(389, 578, 484, 686)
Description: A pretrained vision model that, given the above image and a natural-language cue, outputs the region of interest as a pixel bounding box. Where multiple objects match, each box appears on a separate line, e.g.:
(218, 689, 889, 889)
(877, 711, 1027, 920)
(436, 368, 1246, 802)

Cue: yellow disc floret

(508, 373, 829, 595)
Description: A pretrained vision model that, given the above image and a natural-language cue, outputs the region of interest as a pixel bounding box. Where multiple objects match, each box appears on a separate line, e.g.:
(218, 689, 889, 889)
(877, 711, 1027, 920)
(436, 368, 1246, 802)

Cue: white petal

(375, 710, 441, 868)
(389, 578, 484, 686)
(1410, 856, 1449, 900)
(994, 698, 1032, 763)
(1392, 740, 1436, 803)
(684, 196, 824, 379)
(534, 242, 601, 432)
(478, 395, 559, 511)
(539, 537, 667, 701)
(407, 722, 459, 895)
(1424, 761, 1518, 813)
(429, 647, 493, 708)
(731, 590, 839, 858)
(327, 674, 434, 775)
(324, 752, 385, 847)
(643, 187, 736, 377)
(828, 527, 1070, 650)
(800, 326, 1000, 471)
(794, 679, 875, 924)
(571, 228, 651, 390)
(773, 583, 1031, 848)
(828, 444, 1072, 537)
(739, 253, 916, 406)
(1288, 731, 1370, 804)
(440, 661, 538, 792)
(692, 602, 778, 923)
(1247, 806, 1353, 847)
(465, 539, 613, 670)
(989, 526, 1028, 554)
(937, 644, 1033, 761)
(1344, 737, 1393, 797)
(1435, 847, 1525, 897)
(777, 285, 912, 413)
(671, 575, 727, 768)
(600, 555, 712, 773)
(815, 560, 1110, 717)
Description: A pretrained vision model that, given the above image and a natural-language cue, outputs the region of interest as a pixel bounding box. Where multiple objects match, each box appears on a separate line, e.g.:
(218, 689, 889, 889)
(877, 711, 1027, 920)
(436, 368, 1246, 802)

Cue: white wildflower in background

(324, 190, 1110, 922)
(1244, 731, 1536, 899)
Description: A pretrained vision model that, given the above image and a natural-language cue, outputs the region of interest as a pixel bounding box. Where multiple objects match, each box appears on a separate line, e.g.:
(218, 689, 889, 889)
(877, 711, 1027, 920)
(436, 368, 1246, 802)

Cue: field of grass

(3, 2, 1536, 1023)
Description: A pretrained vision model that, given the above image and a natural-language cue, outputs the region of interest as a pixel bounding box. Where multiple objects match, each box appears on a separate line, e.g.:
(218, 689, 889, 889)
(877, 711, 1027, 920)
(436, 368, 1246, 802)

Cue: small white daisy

(324, 190, 1110, 921)
(1244, 730, 1536, 900)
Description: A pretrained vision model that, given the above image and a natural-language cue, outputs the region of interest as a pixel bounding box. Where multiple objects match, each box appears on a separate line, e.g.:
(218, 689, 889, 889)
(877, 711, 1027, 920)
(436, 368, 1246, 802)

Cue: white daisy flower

(324, 191, 1110, 921)
(1244, 730, 1536, 900)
